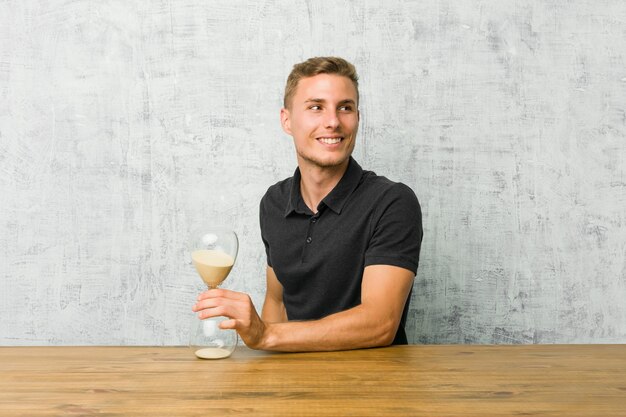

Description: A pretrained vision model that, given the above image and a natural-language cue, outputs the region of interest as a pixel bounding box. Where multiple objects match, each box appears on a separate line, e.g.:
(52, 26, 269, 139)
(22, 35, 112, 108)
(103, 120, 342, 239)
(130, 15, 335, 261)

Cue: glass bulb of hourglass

(189, 229, 239, 359)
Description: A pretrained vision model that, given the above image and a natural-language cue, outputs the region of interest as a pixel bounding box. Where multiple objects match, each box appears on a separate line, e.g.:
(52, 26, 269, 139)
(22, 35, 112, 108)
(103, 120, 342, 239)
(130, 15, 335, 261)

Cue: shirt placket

(301, 213, 320, 263)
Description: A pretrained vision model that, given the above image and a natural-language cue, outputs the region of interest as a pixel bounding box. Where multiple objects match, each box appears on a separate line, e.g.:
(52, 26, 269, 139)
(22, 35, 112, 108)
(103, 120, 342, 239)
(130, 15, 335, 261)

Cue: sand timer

(189, 228, 239, 359)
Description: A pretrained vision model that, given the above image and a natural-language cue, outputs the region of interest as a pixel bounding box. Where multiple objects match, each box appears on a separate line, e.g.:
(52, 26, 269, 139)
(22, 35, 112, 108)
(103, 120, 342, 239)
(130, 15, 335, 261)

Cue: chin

(302, 154, 351, 169)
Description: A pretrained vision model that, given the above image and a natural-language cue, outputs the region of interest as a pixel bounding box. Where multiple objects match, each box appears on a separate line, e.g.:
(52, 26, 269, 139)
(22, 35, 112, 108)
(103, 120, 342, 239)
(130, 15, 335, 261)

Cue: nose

(323, 110, 340, 130)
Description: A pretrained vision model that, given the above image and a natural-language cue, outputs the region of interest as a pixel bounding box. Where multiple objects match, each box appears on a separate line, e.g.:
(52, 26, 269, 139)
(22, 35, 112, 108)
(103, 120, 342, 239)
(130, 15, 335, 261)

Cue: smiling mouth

(317, 137, 344, 145)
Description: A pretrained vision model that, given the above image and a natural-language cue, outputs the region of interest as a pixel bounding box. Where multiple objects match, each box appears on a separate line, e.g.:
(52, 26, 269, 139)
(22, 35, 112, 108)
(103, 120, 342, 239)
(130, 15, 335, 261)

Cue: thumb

(219, 318, 238, 330)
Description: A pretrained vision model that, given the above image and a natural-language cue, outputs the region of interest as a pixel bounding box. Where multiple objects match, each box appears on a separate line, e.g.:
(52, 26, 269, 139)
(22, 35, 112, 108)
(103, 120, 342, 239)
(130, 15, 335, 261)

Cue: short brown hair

(283, 56, 359, 108)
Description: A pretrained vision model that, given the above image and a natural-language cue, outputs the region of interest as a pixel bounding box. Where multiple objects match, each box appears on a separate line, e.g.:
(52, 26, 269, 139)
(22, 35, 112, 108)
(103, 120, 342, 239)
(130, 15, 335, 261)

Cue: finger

(192, 298, 223, 312)
(200, 301, 253, 319)
(219, 319, 237, 330)
(213, 288, 251, 301)
(197, 288, 250, 302)
(196, 289, 219, 301)
(196, 305, 229, 320)
(194, 295, 250, 313)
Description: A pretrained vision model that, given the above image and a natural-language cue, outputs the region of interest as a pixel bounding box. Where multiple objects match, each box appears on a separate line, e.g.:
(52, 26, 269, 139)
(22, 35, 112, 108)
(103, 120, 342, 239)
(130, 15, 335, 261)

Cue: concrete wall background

(1, 1, 625, 345)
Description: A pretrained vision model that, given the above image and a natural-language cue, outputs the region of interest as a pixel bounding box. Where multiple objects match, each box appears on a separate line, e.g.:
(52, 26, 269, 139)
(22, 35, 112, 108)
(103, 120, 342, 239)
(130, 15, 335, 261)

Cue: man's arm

(193, 264, 414, 352)
(261, 267, 287, 323)
(260, 264, 414, 351)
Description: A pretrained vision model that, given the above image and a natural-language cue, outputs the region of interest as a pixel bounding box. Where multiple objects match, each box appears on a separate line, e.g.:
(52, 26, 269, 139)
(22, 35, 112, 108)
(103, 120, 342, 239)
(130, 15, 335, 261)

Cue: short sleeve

(364, 183, 423, 274)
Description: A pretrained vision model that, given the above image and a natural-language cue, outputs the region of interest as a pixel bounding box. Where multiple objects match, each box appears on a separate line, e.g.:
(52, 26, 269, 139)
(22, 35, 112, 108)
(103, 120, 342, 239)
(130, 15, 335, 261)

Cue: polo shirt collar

(284, 157, 363, 217)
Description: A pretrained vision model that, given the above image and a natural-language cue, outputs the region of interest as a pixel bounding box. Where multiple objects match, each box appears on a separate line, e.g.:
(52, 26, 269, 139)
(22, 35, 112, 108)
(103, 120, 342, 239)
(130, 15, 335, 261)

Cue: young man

(193, 57, 423, 351)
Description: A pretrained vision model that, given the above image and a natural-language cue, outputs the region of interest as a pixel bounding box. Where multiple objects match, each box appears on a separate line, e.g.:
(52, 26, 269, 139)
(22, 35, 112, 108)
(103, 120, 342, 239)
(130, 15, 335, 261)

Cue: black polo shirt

(259, 157, 423, 345)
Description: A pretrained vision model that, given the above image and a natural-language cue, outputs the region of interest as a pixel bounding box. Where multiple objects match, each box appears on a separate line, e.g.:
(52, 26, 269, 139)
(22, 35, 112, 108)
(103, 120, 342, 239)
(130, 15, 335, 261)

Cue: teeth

(319, 137, 342, 144)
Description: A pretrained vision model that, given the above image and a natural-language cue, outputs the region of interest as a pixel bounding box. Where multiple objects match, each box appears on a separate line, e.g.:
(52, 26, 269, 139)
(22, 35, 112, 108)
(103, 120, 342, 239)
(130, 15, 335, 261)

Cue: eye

(309, 105, 322, 111)
(339, 105, 354, 112)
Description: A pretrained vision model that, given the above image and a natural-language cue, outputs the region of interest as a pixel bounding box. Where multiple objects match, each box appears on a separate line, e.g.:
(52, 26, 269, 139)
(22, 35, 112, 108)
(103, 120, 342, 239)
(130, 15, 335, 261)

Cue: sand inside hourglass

(191, 250, 234, 288)
(194, 347, 233, 359)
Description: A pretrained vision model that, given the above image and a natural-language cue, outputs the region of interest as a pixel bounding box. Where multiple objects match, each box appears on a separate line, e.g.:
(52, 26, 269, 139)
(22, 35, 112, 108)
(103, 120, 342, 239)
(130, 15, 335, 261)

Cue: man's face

(280, 74, 359, 170)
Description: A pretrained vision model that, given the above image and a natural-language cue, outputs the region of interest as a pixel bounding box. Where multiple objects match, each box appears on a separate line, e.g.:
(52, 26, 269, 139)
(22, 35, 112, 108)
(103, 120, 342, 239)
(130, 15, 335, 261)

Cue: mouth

(317, 137, 344, 145)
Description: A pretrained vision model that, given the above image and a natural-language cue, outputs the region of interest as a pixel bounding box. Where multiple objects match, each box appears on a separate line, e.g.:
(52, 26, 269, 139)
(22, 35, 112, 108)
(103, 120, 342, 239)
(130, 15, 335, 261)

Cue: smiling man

(193, 57, 423, 351)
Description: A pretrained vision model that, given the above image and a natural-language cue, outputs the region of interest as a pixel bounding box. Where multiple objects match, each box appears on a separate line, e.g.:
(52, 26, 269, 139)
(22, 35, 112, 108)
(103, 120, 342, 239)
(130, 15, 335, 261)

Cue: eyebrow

(304, 98, 357, 105)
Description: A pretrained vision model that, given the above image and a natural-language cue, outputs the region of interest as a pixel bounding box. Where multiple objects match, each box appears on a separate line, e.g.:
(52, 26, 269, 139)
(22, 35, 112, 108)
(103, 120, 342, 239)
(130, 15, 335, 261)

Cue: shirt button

(311, 218, 317, 223)
(306, 236, 312, 244)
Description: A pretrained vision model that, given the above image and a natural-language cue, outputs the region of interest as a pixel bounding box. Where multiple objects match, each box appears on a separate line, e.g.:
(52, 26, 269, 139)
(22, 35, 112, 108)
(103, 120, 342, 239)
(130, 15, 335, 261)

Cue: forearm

(258, 304, 397, 352)
(240, 265, 414, 352)
(261, 299, 287, 323)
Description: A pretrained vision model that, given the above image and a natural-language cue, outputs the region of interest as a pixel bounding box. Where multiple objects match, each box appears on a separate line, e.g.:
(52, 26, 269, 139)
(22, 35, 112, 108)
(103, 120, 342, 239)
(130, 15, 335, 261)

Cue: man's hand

(192, 289, 268, 349)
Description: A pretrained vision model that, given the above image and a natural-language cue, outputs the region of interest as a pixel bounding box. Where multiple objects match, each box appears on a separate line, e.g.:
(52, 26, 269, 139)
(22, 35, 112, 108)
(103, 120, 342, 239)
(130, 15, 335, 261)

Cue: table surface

(1, 344, 625, 416)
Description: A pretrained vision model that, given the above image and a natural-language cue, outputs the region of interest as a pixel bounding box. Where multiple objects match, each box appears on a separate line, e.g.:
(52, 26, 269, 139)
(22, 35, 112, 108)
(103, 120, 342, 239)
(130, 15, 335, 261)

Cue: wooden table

(1, 345, 625, 416)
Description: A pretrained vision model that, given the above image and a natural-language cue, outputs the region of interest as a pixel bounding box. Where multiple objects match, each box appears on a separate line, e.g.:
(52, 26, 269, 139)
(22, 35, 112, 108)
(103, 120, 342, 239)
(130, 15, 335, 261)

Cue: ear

(280, 107, 292, 135)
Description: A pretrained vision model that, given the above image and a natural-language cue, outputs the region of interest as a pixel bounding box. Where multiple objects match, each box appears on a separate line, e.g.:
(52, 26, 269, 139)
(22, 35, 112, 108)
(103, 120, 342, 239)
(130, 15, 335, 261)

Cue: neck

(298, 158, 350, 213)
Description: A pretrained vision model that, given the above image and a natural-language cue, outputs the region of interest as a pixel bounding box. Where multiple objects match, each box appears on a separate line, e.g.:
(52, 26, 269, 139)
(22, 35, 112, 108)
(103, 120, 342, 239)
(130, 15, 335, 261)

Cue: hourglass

(189, 228, 239, 359)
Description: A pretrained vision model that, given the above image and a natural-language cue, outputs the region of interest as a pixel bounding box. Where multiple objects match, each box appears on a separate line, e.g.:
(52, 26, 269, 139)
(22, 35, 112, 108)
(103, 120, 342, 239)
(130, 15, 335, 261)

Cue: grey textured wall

(1, 1, 625, 345)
